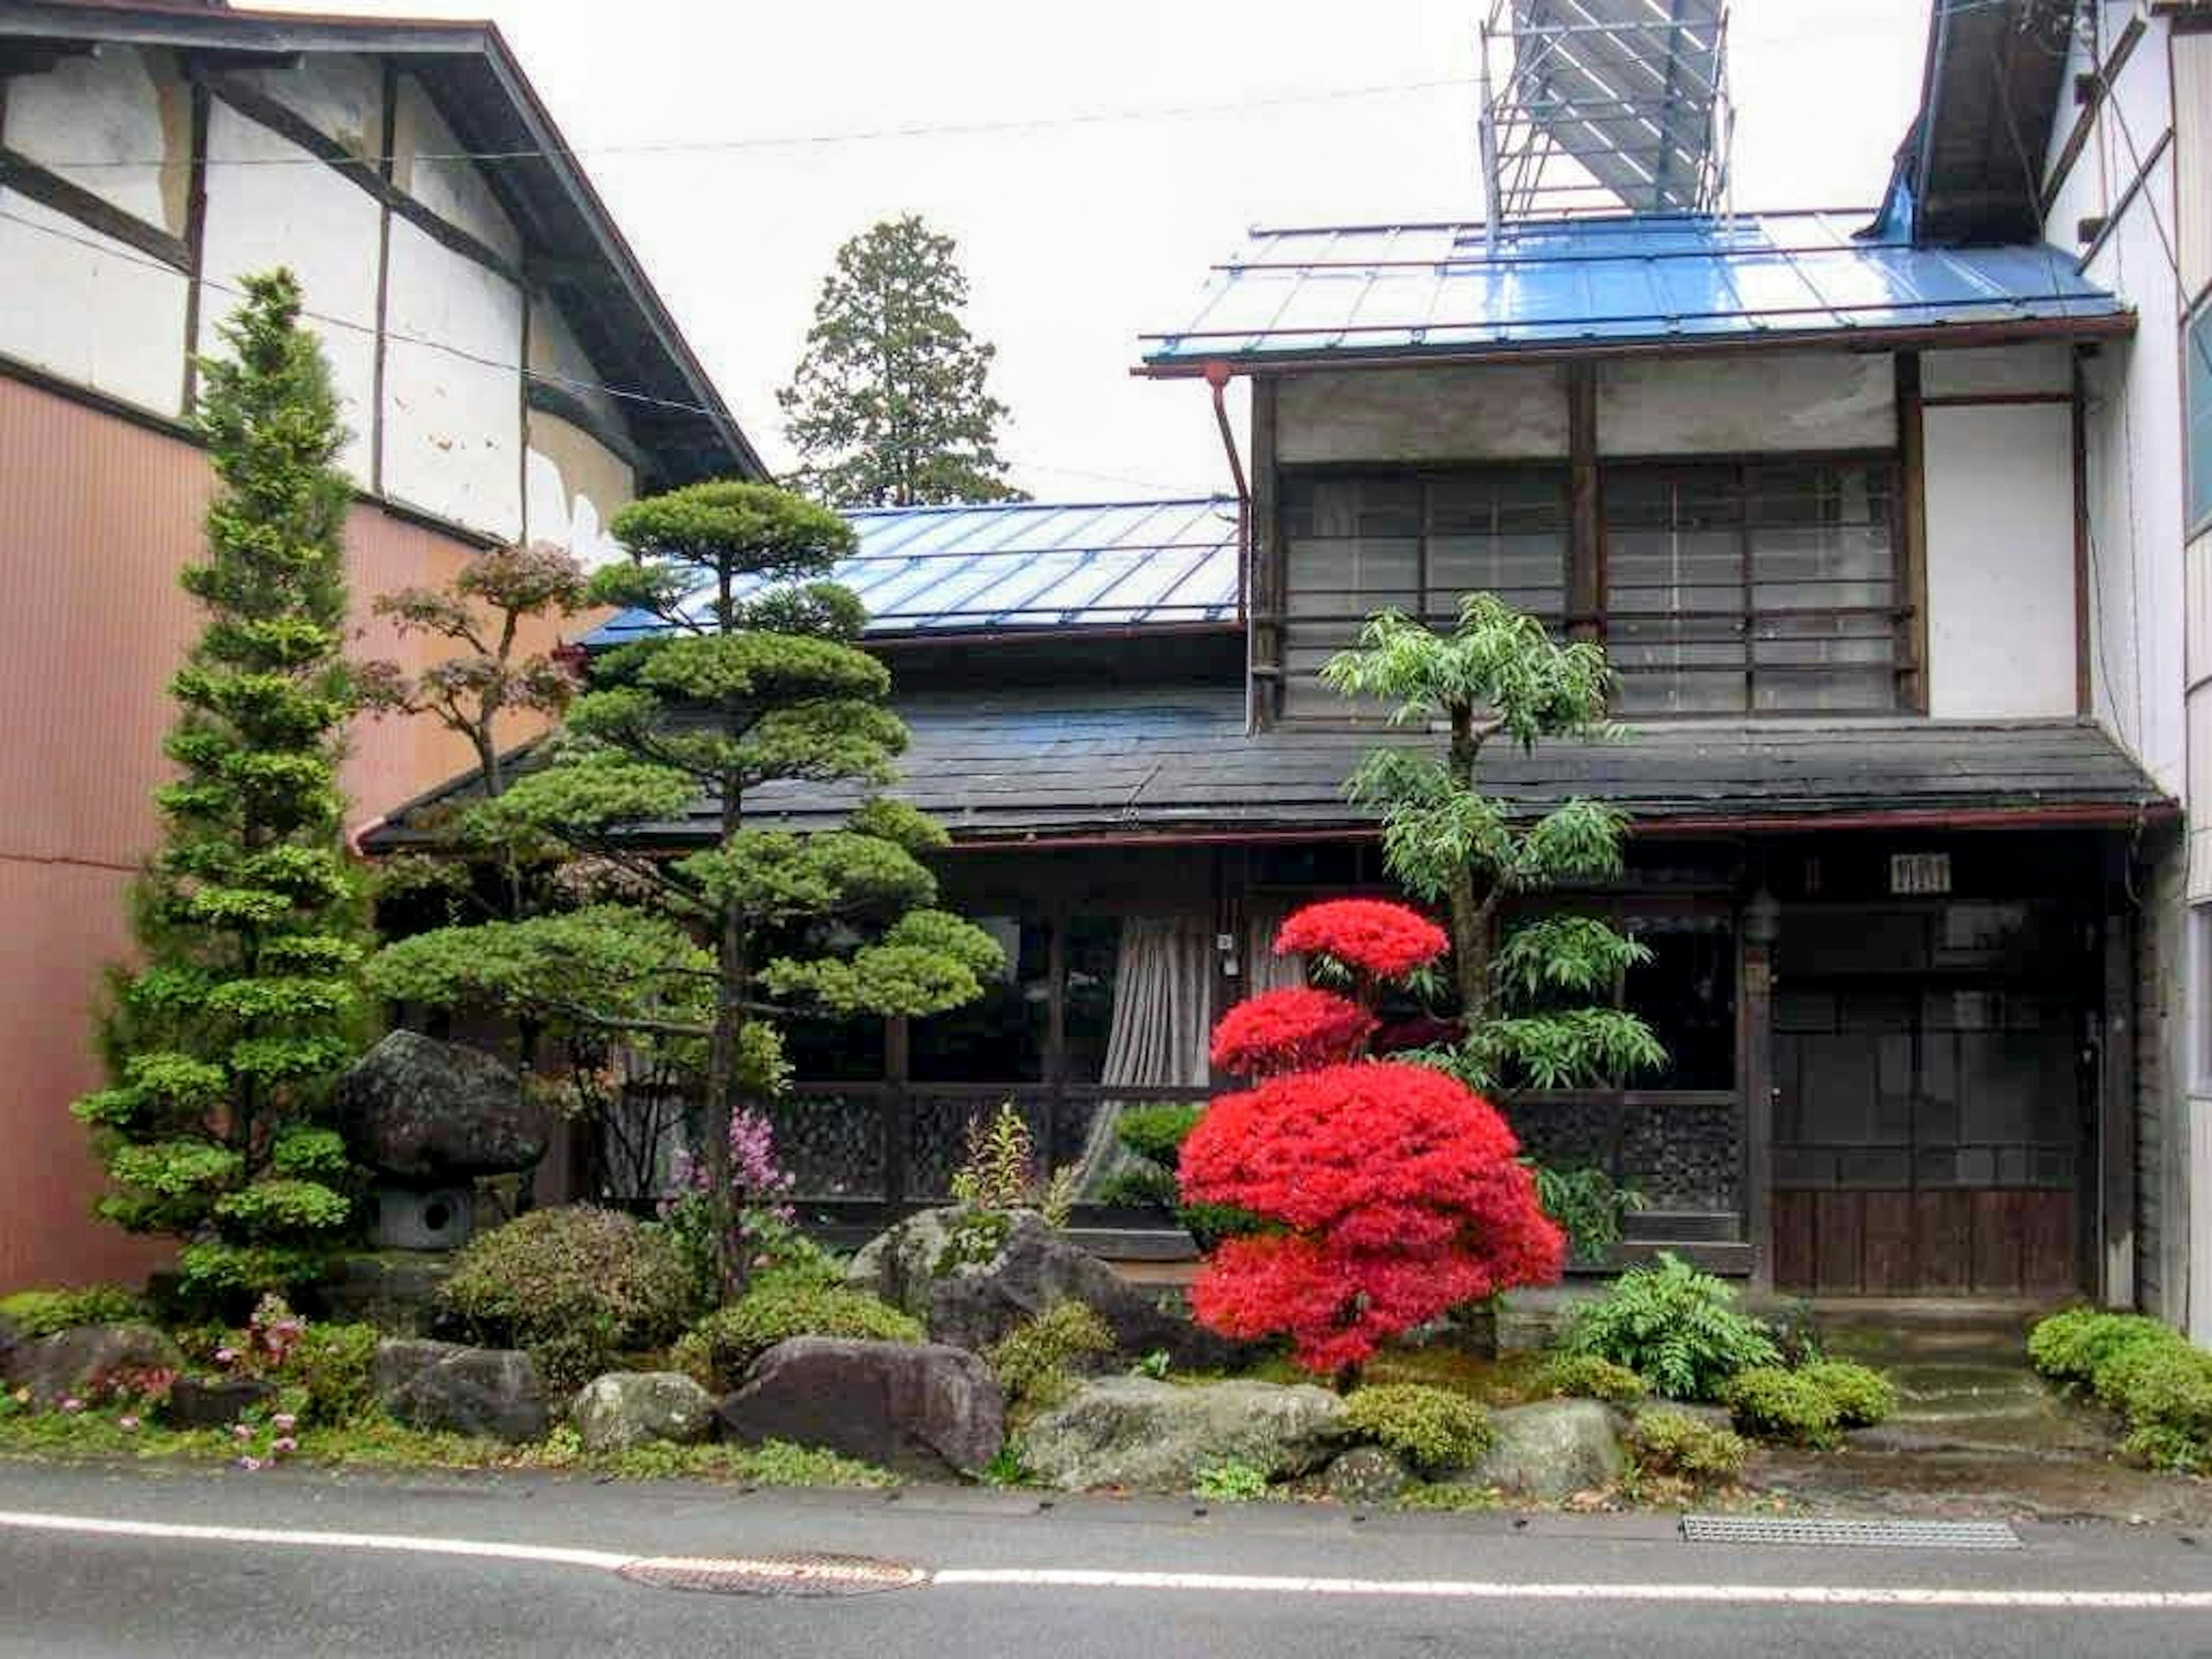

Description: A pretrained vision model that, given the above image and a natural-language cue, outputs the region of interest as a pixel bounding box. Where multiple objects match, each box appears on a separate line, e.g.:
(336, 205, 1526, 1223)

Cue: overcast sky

(244, 0, 1932, 501)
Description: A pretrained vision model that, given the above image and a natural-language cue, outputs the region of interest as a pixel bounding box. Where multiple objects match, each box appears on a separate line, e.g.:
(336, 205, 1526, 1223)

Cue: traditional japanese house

(370, 0, 2197, 1310)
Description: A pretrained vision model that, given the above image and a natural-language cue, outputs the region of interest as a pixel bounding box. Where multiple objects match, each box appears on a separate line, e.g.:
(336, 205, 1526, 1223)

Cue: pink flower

(232, 1423, 253, 1441)
(237, 1456, 263, 1472)
(116, 1415, 141, 1433)
(271, 1436, 297, 1455)
(214, 1347, 238, 1365)
(59, 1397, 82, 1414)
(271, 1413, 297, 1432)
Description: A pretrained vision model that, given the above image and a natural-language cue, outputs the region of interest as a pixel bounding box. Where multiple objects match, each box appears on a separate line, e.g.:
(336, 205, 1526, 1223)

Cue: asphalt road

(3, 1460, 2210, 1658)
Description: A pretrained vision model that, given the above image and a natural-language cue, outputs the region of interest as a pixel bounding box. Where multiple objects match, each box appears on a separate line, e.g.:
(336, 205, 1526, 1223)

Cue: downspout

(1203, 359, 1256, 730)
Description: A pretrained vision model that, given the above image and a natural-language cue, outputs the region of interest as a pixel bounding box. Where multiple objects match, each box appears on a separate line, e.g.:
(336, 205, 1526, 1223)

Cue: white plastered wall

(1275, 364, 1568, 461)
(1598, 352, 1893, 454)
(198, 99, 383, 483)
(0, 45, 191, 415)
(525, 411, 635, 567)
(381, 218, 524, 540)
(391, 75, 522, 268)
(1921, 403, 2077, 719)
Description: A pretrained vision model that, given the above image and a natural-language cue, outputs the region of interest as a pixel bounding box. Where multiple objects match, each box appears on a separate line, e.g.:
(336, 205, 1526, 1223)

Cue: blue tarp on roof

(587, 497, 1242, 645)
(1139, 207, 2130, 368)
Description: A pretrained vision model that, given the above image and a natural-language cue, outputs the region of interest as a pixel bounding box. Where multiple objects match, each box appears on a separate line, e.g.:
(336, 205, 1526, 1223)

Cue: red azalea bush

(1209, 987, 1377, 1078)
(1183, 896, 1560, 1377)
(1275, 899, 1448, 980)
(1181, 1062, 1563, 1373)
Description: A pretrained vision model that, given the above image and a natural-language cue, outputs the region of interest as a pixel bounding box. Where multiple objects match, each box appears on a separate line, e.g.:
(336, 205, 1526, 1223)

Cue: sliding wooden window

(1602, 458, 1906, 717)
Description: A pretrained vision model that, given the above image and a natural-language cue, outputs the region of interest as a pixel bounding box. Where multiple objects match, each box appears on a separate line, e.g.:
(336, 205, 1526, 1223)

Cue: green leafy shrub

(1534, 1352, 1646, 1405)
(1800, 1361, 1896, 1428)
(1529, 1163, 1645, 1260)
(2110, 1346, 2212, 1473)
(1563, 1253, 1778, 1402)
(986, 1302, 1116, 1413)
(1627, 1407, 1748, 1484)
(2028, 1308, 2183, 1393)
(293, 1322, 380, 1427)
(1724, 1367, 1841, 1448)
(672, 1275, 922, 1392)
(1340, 1384, 1493, 1475)
(949, 1103, 1078, 1226)
(1115, 1104, 1204, 1169)
(0, 1286, 145, 1338)
(438, 1206, 699, 1390)
(1192, 1458, 1270, 1502)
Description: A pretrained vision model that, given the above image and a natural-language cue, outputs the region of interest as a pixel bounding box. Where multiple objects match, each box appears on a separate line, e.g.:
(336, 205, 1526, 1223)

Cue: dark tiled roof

(366, 685, 2172, 850)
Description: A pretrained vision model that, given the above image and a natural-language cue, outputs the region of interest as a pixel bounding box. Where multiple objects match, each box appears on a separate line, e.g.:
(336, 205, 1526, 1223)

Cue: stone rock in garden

(570, 1371, 715, 1455)
(717, 1338, 1002, 1481)
(160, 1376, 277, 1430)
(1018, 1376, 1346, 1493)
(1456, 1399, 1626, 1502)
(335, 1031, 548, 1181)
(849, 1208, 1237, 1371)
(1324, 1445, 1412, 1504)
(1, 1323, 183, 1409)
(311, 1250, 453, 1337)
(372, 1338, 548, 1443)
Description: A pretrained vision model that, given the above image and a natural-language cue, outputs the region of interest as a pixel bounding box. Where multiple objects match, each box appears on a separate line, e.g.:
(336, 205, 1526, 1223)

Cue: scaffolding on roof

(1477, 0, 1733, 244)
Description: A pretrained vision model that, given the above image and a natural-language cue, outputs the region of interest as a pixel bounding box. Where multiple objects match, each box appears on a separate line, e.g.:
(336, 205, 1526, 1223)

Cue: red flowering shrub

(1181, 1062, 1562, 1373)
(1210, 987, 1377, 1078)
(1275, 899, 1448, 980)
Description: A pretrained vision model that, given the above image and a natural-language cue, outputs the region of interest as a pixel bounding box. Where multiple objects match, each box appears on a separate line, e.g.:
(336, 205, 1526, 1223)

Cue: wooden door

(1771, 982, 2081, 1296)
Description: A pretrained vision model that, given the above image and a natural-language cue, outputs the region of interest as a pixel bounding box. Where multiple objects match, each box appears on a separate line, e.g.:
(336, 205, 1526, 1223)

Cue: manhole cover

(1682, 1516, 2021, 1551)
(617, 1553, 927, 1597)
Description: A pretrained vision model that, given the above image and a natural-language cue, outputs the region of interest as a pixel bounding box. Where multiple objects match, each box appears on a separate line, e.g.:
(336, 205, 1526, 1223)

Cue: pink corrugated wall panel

(0, 375, 578, 1290)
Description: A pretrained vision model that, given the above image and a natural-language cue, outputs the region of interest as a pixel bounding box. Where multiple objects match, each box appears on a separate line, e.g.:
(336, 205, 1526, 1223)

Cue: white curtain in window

(1077, 916, 1214, 1195)
(1243, 897, 1308, 994)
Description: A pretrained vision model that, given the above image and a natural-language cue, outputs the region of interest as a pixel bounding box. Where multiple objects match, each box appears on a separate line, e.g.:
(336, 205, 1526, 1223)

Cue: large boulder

(1018, 1376, 1345, 1493)
(1456, 1399, 1626, 1502)
(849, 1208, 1236, 1370)
(716, 1338, 1002, 1481)
(571, 1372, 715, 1455)
(2, 1323, 183, 1409)
(336, 1032, 548, 1181)
(1324, 1445, 1412, 1504)
(372, 1338, 548, 1442)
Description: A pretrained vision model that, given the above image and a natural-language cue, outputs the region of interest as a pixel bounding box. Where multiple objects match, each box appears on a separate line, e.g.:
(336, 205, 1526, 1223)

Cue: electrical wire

(25, 1, 2024, 174)
(0, 202, 1212, 497)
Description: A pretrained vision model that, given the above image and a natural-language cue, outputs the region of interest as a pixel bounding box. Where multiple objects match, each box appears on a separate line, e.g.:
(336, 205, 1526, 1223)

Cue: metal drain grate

(617, 1553, 927, 1597)
(1683, 1516, 2021, 1551)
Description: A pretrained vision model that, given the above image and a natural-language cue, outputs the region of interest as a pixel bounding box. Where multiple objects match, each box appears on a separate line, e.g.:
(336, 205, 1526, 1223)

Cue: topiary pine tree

(73, 271, 366, 1299)
(373, 480, 1003, 1293)
(1323, 596, 1666, 1099)
(778, 214, 1025, 506)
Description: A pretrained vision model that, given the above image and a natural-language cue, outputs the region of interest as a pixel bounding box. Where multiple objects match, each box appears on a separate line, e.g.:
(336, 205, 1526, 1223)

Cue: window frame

(1597, 452, 1909, 719)
(2187, 300, 2212, 541)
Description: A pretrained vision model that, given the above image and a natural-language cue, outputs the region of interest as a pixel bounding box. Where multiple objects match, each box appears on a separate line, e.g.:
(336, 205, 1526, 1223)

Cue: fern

(1563, 1252, 1778, 1402)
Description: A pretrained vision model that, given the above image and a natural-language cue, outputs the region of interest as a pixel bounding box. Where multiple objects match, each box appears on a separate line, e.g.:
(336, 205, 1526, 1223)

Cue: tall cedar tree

(376, 481, 1003, 1291)
(1323, 596, 1666, 1096)
(778, 215, 1024, 506)
(74, 271, 365, 1297)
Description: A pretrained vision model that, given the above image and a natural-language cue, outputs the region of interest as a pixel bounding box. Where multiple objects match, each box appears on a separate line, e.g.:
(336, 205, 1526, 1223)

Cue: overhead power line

(0, 202, 1209, 498)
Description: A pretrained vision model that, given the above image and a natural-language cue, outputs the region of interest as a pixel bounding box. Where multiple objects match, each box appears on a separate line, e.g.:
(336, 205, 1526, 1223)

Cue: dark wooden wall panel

(1772, 1191, 1817, 1290)
(1862, 1191, 1918, 1293)
(1914, 1191, 1972, 1293)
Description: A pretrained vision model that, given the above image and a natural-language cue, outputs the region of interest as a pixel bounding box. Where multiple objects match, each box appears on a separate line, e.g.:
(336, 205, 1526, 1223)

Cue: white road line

(931, 1567, 2212, 1610)
(0, 1510, 634, 1573)
(3, 1509, 2209, 1613)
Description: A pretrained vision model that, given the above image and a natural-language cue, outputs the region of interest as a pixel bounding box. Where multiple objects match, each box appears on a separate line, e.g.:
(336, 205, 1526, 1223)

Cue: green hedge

(2028, 1308, 2211, 1473)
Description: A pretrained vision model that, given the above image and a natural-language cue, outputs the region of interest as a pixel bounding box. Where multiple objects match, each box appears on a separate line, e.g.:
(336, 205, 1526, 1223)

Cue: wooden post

(884, 1017, 910, 1209)
(1249, 375, 1281, 726)
(1895, 353, 1930, 713)
(2099, 835, 2138, 1305)
(1567, 362, 1601, 642)
(1740, 884, 1781, 1290)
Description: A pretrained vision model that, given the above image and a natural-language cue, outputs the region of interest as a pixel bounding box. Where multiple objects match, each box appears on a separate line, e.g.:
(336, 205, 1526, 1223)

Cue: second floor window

(1604, 460, 1903, 716)
(1279, 469, 1569, 715)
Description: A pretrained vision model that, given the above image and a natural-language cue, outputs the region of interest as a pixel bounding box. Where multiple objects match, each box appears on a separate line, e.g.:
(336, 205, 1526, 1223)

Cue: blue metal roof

(587, 497, 1243, 645)
(1139, 206, 2130, 370)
